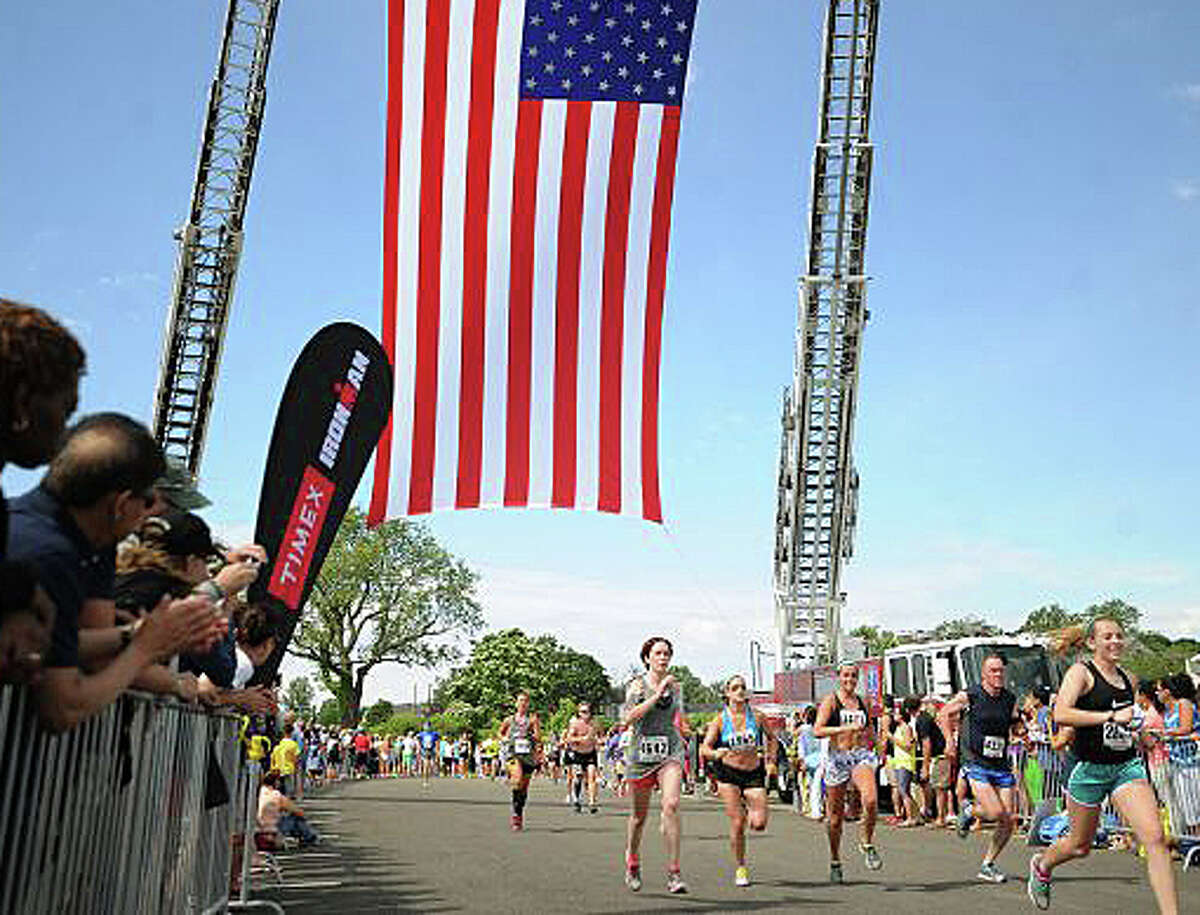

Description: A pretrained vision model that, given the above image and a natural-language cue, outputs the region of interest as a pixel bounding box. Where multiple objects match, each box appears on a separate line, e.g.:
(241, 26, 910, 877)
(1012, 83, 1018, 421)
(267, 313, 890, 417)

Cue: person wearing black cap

(114, 509, 266, 693)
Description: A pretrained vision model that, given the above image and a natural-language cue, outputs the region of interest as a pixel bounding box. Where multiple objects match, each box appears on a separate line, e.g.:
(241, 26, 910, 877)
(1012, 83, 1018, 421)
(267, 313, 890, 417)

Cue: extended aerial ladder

(152, 0, 281, 474)
(774, 0, 879, 668)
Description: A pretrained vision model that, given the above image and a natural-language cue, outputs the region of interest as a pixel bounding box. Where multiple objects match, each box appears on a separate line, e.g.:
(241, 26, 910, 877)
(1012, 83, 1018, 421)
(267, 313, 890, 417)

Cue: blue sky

(3, 1, 1198, 703)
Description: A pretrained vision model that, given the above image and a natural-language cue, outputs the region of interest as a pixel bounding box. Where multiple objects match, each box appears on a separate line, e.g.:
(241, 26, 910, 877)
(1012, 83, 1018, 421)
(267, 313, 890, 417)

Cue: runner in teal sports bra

(700, 674, 777, 888)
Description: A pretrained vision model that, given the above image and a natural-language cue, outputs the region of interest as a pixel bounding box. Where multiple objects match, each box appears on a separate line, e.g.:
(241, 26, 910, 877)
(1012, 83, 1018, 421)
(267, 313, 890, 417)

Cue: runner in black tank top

(1029, 619, 1176, 914)
(939, 652, 1022, 884)
(498, 690, 541, 831)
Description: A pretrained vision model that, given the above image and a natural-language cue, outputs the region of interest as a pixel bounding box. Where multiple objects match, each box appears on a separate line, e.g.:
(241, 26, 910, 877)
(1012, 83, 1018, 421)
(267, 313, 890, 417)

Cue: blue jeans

(278, 813, 318, 845)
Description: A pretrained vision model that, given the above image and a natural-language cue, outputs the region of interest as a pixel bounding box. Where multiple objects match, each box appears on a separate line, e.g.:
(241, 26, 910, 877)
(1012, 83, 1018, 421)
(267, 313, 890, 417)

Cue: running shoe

(589, 804, 599, 815)
(573, 800, 582, 813)
(977, 860, 1007, 883)
(859, 842, 883, 871)
(510, 814, 522, 831)
(735, 865, 751, 887)
(625, 858, 642, 892)
(829, 861, 844, 884)
(956, 805, 974, 840)
(1027, 855, 1051, 910)
(666, 871, 688, 894)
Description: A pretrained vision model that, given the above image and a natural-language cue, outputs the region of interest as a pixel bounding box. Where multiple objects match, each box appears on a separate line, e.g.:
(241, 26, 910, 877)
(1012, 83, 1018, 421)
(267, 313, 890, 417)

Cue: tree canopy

(850, 625, 900, 657)
(667, 664, 720, 707)
(287, 507, 484, 725)
(281, 675, 316, 720)
(436, 628, 611, 724)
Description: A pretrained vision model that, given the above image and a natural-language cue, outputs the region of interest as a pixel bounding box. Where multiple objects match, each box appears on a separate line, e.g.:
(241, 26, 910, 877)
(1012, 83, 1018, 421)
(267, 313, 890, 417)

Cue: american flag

(369, 0, 698, 524)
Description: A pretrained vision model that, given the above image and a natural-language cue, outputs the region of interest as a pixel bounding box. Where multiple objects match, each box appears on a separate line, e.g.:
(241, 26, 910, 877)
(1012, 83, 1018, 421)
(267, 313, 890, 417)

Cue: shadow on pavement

(257, 839, 460, 913)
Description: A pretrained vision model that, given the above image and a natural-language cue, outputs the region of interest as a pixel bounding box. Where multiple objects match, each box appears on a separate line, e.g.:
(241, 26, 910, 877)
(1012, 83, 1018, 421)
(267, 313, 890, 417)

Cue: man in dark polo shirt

(6, 413, 225, 732)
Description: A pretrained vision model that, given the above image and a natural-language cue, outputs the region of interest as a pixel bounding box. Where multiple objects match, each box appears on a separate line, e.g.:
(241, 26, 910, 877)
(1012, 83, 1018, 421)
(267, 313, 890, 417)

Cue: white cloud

(1171, 180, 1199, 202)
(1173, 83, 1200, 103)
(98, 271, 161, 287)
(843, 537, 1195, 633)
(259, 552, 777, 707)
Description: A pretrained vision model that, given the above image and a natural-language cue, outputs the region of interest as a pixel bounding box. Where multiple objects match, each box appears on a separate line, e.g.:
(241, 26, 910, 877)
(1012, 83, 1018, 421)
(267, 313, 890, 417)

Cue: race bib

(1102, 722, 1133, 752)
(513, 738, 532, 755)
(638, 736, 669, 762)
(982, 735, 1006, 759)
(728, 732, 757, 751)
(840, 709, 866, 729)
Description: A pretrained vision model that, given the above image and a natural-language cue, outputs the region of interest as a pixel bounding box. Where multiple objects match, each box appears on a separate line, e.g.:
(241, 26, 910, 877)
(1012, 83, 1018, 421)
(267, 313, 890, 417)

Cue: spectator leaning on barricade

(0, 299, 84, 685)
(113, 509, 266, 695)
(6, 413, 228, 731)
(197, 599, 278, 716)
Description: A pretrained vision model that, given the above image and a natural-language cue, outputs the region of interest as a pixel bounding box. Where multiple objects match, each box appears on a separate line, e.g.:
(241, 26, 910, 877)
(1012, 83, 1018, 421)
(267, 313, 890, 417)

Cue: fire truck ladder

(774, 0, 879, 668)
(152, 0, 281, 474)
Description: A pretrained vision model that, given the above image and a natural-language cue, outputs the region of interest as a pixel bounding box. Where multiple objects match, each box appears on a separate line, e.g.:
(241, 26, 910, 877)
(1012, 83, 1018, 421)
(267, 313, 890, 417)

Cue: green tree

(850, 625, 900, 657)
(317, 696, 348, 728)
(281, 675, 316, 720)
(362, 699, 396, 729)
(288, 507, 485, 725)
(1018, 603, 1079, 634)
(933, 616, 1002, 640)
(437, 628, 611, 724)
(1081, 598, 1140, 633)
(1123, 635, 1199, 681)
(668, 664, 719, 706)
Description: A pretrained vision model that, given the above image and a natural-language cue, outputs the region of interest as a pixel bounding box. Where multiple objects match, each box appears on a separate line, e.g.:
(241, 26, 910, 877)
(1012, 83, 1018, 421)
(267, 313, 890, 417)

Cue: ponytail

(1049, 624, 1087, 657)
(1049, 616, 1123, 657)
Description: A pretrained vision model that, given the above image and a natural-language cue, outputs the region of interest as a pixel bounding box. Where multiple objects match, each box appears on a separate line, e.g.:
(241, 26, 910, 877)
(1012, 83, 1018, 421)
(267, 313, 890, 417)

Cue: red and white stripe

(370, 0, 682, 524)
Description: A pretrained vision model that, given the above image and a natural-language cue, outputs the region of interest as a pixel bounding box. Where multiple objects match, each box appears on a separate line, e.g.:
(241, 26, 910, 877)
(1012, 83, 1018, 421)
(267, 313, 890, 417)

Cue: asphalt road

(257, 775, 1196, 913)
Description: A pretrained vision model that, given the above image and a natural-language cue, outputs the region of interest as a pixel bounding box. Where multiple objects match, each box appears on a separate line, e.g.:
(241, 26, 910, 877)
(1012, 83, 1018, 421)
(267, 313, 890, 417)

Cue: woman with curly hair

(0, 299, 84, 683)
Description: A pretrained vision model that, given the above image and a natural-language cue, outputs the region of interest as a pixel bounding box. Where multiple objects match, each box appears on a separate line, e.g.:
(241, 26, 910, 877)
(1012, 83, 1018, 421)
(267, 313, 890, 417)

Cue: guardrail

(0, 685, 242, 914)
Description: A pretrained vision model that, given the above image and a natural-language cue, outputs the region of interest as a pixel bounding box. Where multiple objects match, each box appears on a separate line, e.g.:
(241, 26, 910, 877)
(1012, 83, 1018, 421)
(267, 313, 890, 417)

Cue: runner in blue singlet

(700, 674, 777, 888)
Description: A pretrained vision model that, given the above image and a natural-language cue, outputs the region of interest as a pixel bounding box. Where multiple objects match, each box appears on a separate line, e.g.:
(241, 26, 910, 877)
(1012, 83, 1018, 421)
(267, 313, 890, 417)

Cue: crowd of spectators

(776, 682, 1199, 847)
(0, 297, 282, 730)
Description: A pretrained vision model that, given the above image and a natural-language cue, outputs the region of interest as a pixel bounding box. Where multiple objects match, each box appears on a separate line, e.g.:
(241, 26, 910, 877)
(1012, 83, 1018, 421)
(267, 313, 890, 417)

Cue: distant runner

(813, 661, 883, 883)
(498, 691, 542, 831)
(565, 701, 602, 814)
(700, 674, 777, 888)
(622, 636, 690, 894)
(417, 721, 440, 787)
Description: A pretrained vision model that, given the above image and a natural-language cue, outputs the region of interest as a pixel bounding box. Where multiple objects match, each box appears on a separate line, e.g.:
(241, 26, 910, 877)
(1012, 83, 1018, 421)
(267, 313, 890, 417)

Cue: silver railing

(0, 685, 242, 914)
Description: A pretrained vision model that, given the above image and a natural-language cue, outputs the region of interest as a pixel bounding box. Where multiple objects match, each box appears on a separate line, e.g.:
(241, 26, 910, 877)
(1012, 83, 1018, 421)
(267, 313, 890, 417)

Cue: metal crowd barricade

(0, 685, 242, 914)
(1160, 736, 1200, 857)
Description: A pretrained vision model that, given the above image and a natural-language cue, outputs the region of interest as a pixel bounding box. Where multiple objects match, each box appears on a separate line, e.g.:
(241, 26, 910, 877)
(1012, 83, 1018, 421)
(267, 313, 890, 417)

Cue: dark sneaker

(589, 804, 599, 814)
(666, 871, 688, 894)
(1027, 855, 1051, 910)
(829, 861, 844, 884)
(573, 800, 582, 813)
(977, 860, 1007, 883)
(859, 842, 883, 871)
